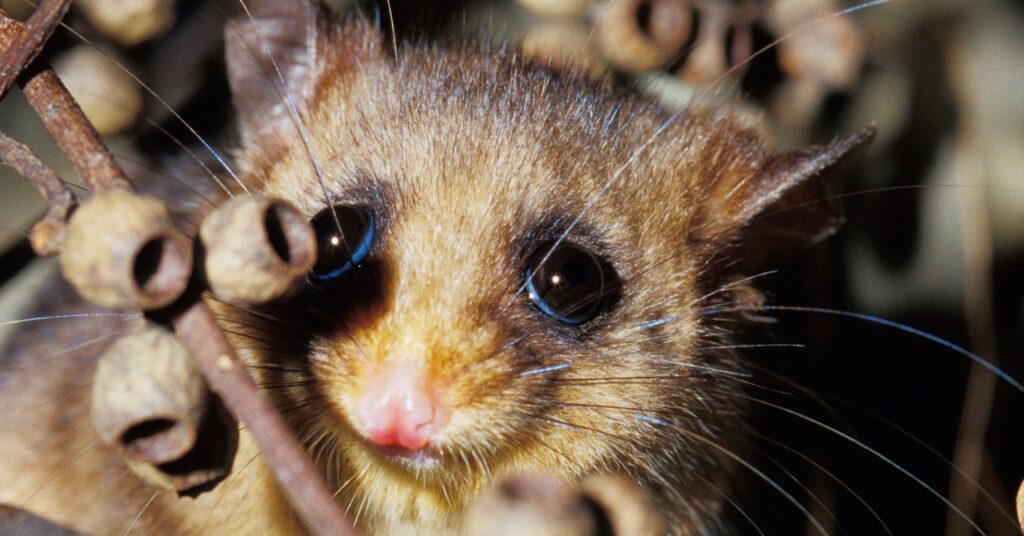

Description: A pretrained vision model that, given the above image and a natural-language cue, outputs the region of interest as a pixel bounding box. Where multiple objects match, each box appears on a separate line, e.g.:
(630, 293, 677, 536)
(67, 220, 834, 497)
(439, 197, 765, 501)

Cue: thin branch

(0, 131, 75, 255)
(0, 8, 131, 191)
(944, 32, 1004, 536)
(0, 0, 70, 96)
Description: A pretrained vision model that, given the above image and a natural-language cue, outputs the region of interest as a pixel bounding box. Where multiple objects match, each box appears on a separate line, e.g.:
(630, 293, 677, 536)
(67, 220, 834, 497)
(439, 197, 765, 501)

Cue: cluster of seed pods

(64, 187, 318, 494)
(0, 2, 352, 534)
(52, 188, 353, 531)
(519, 0, 865, 130)
(42, 175, 353, 529)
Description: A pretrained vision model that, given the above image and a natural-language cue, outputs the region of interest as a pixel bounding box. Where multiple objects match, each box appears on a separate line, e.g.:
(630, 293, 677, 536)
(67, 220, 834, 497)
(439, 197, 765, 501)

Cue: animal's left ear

(712, 128, 875, 271)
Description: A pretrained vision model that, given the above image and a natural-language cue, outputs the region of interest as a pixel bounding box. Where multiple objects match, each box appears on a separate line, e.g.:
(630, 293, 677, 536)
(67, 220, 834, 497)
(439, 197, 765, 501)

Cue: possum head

(222, 0, 871, 531)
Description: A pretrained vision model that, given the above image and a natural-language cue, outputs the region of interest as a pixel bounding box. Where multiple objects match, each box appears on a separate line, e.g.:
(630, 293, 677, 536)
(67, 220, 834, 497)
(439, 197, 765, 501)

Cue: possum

(0, 0, 1020, 534)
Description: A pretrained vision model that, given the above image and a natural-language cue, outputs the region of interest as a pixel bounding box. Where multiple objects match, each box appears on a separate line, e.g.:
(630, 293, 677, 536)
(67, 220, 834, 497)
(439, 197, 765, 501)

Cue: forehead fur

(241, 20, 772, 265)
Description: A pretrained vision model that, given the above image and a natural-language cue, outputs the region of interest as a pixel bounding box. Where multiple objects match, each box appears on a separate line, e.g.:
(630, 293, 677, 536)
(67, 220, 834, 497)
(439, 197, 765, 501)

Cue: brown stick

(0, 0, 70, 97)
(21, 67, 133, 191)
(0, 5, 356, 535)
(173, 301, 356, 536)
(0, 8, 131, 192)
(944, 35, 1005, 536)
(0, 131, 72, 208)
(0, 131, 75, 255)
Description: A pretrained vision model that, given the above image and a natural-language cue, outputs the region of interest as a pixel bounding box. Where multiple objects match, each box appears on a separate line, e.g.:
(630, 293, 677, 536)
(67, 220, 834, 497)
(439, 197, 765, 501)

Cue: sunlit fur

(231, 14, 776, 533)
(0, 9, 843, 536)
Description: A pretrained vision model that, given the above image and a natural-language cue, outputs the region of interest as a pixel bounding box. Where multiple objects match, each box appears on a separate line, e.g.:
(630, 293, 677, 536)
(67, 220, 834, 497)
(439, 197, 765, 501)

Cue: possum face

(222, 1, 870, 531)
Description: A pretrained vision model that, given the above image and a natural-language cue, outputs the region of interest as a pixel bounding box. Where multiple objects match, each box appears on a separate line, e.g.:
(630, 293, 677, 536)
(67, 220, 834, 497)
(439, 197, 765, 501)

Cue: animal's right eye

(309, 205, 375, 282)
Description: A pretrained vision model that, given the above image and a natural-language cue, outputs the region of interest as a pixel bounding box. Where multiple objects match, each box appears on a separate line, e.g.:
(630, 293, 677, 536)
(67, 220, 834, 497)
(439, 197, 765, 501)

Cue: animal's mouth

(374, 444, 444, 470)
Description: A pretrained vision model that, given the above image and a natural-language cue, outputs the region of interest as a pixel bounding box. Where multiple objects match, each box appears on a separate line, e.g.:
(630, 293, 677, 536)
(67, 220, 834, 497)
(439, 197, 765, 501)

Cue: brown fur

(0, 3, 870, 534)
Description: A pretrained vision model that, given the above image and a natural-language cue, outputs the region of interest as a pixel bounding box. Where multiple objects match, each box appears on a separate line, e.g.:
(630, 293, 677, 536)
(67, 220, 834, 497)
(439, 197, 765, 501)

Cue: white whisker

(675, 426, 830, 536)
(1, 312, 140, 327)
(630, 317, 677, 333)
(234, 0, 340, 233)
(745, 395, 987, 535)
(635, 413, 668, 426)
(693, 343, 806, 351)
(518, 363, 572, 377)
(122, 491, 160, 535)
(755, 431, 893, 535)
(686, 269, 778, 309)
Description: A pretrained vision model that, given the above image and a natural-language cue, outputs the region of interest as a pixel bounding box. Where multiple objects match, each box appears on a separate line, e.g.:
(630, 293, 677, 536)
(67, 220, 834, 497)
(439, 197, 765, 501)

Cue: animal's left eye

(309, 205, 375, 281)
(526, 242, 615, 325)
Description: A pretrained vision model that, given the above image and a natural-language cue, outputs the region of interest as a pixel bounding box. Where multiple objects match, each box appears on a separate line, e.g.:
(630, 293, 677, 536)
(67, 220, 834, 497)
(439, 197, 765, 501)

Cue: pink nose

(354, 365, 446, 451)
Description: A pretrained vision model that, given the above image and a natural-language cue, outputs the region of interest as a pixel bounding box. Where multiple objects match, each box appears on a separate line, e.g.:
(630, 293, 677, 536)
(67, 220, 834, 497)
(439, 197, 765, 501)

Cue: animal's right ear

(224, 0, 383, 148)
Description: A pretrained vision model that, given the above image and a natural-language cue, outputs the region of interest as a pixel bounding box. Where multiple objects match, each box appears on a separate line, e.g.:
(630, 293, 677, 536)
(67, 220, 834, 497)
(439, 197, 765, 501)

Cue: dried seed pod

(521, 21, 607, 79)
(29, 215, 68, 256)
(675, 0, 734, 83)
(0, 130, 76, 256)
(594, 0, 694, 74)
(517, 0, 592, 18)
(60, 189, 192, 310)
(52, 45, 143, 136)
(580, 474, 666, 536)
(199, 195, 316, 306)
(76, 0, 176, 47)
(766, 0, 864, 86)
(122, 401, 237, 496)
(771, 76, 829, 132)
(91, 326, 237, 495)
(462, 473, 598, 536)
(764, 0, 865, 128)
(1017, 479, 1023, 533)
(91, 326, 207, 464)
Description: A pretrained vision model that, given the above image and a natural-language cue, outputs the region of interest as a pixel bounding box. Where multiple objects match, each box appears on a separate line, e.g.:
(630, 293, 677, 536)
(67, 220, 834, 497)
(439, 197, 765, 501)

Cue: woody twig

(0, 131, 74, 255)
(0, 4, 129, 194)
(0, 0, 69, 95)
(0, 4, 354, 535)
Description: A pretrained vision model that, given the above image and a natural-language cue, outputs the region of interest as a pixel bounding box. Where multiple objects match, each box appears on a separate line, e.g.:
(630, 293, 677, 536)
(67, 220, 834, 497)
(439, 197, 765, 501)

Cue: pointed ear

(225, 4, 386, 150)
(224, 3, 385, 150)
(225, 0, 325, 146)
(716, 128, 875, 271)
(226, 0, 379, 151)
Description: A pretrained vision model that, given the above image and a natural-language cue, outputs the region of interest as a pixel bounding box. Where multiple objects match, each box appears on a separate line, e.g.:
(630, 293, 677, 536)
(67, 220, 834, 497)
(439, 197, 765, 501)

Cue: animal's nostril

(355, 365, 447, 451)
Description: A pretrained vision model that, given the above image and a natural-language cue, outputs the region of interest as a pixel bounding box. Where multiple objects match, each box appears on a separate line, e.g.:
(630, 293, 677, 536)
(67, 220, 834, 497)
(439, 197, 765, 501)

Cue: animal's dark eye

(309, 205, 375, 281)
(526, 242, 614, 325)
